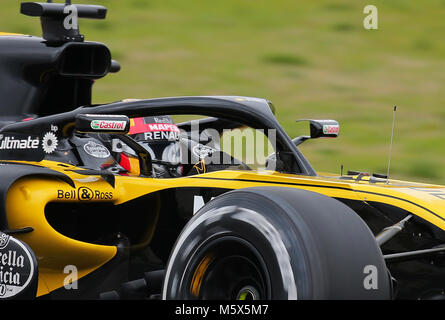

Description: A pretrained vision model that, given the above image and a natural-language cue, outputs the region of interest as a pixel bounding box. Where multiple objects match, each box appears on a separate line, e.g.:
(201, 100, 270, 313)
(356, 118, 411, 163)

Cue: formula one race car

(0, 2, 444, 300)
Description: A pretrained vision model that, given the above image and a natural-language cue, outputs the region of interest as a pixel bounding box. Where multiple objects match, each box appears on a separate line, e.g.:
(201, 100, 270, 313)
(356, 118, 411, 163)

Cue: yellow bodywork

(5, 160, 445, 296)
(0, 32, 25, 36)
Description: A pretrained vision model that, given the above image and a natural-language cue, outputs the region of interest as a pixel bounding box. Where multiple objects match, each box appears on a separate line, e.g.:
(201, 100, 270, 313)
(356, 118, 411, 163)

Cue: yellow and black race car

(0, 2, 444, 300)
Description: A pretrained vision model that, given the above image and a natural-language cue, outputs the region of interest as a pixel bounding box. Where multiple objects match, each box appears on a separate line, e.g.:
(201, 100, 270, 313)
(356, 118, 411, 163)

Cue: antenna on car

(386, 106, 397, 184)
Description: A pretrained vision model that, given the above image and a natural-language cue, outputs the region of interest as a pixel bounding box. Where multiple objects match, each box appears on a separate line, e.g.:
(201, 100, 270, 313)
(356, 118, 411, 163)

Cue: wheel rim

(186, 236, 270, 300)
(236, 285, 260, 300)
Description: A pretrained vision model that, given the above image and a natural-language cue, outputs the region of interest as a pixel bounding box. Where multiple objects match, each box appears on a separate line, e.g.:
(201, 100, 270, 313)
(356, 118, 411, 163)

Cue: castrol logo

(323, 125, 339, 135)
(90, 120, 127, 131)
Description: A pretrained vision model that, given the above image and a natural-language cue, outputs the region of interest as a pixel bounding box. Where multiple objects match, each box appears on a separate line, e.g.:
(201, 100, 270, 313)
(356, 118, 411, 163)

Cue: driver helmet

(112, 115, 183, 177)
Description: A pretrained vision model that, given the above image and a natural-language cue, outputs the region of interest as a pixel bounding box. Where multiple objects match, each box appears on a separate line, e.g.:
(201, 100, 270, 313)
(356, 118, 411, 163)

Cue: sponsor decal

(0, 131, 58, 155)
(90, 120, 127, 131)
(83, 141, 111, 158)
(50, 124, 58, 132)
(0, 232, 36, 299)
(0, 134, 44, 161)
(42, 132, 58, 154)
(192, 144, 215, 159)
(129, 117, 178, 135)
(323, 124, 339, 135)
(0, 233, 9, 250)
(153, 117, 174, 124)
(143, 131, 180, 141)
(57, 187, 113, 201)
(0, 134, 39, 150)
(146, 123, 180, 132)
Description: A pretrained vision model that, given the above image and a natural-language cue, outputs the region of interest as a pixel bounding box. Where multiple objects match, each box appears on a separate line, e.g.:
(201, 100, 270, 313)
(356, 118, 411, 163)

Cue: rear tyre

(162, 187, 391, 299)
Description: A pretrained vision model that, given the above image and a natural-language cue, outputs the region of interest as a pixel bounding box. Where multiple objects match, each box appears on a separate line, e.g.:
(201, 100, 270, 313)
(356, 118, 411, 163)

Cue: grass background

(1, 0, 445, 183)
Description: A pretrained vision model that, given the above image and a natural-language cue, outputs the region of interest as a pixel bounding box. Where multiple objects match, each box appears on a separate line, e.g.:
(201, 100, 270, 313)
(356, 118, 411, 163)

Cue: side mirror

(293, 119, 339, 146)
(308, 120, 339, 138)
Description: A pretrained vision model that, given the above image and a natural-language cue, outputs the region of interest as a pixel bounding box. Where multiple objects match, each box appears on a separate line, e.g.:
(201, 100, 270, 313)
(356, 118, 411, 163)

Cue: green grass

(1, 0, 445, 184)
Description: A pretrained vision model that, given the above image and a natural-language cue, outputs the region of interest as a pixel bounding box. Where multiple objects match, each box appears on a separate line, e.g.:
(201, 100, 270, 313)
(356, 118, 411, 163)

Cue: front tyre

(163, 187, 391, 300)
